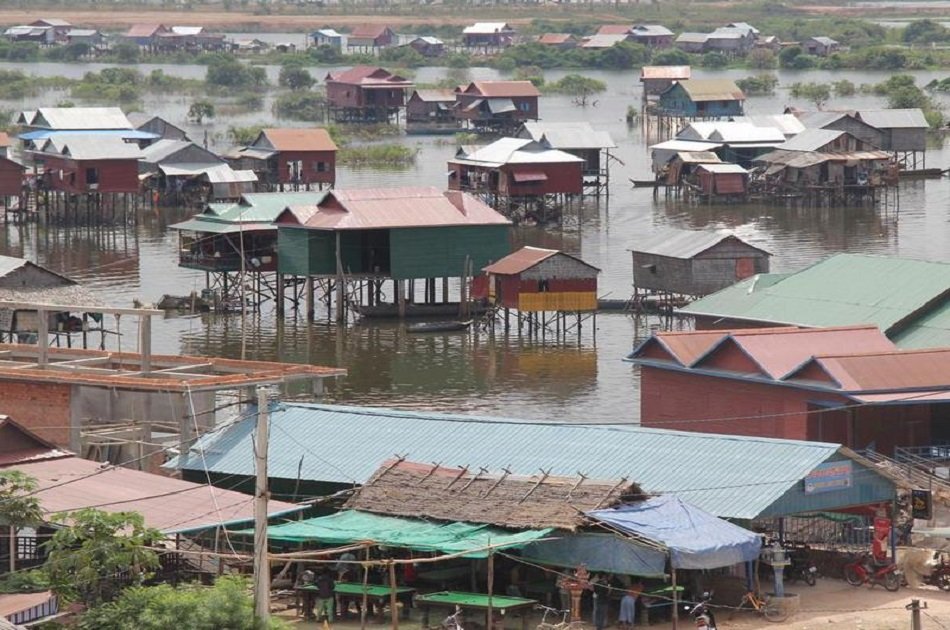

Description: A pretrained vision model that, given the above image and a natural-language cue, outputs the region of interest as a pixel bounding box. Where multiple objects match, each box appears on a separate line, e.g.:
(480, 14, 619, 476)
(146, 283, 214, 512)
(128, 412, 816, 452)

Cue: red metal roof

(326, 66, 412, 88)
(0, 132, 12, 147)
(462, 81, 541, 98)
(640, 65, 691, 80)
(0, 591, 54, 619)
(483, 246, 599, 276)
(803, 348, 950, 392)
(597, 24, 633, 35)
(259, 128, 338, 152)
(349, 24, 392, 39)
(125, 23, 166, 37)
(282, 187, 510, 230)
(538, 33, 572, 44)
(6, 454, 302, 533)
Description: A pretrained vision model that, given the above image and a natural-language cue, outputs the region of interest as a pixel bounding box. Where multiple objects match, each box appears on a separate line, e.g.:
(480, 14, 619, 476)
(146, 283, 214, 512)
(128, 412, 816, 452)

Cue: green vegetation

(833, 79, 856, 97)
(71, 68, 142, 104)
(903, 19, 950, 45)
(206, 54, 268, 90)
(0, 570, 49, 594)
(735, 74, 778, 96)
(45, 509, 161, 606)
(866, 74, 945, 127)
(927, 77, 950, 93)
(0, 471, 43, 574)
(273, 92, 326, 121)
(790, 82, 831, 109)
(278, 64, 315, 91)
(545, 74, 607, 106)
(749, 48, 777, 70)
(379, 46, 427, 68)
(188, 100, 216, 124)
(339, 144, 418, 168)
(779, 46, 816, 70)
(651, 48, 690, 66)
(77, 576, 288, 630)
(228, 125, 265, 145)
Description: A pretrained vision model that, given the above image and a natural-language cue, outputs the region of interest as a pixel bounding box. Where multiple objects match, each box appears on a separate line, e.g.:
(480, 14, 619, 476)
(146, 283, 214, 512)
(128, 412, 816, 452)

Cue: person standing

(591, 574, 610, 630)
(314, 567, 336, 623)
(296, 568, 317, 621)
(618, 582, 642, 630)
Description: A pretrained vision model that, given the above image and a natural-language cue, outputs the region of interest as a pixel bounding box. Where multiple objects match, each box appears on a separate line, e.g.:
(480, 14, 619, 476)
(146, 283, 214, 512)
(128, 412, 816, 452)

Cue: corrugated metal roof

(8, 454, 302, 534)
(126, 23, 165, 37)
(171, 25, 203, 35)
(777, 128, 845, 152)
(463, 22, 514, 34)
(451, 137, 583, 167)
(640, 66, 691, 80)
(52, 135, 142, 160)
(19, 128, 156, 141)
(581, 33, 630, 48)
(676, 151, 721, 164)
(709, 27, 746, 39)
(538, 33, 572, 44)
(31, 107, 131, 131)
(165, 402, 850, 520)
(650, 139, 722, 152)
(597, 24, 633, 35)
(809, 36, 838, 46)
(892, 301, 950, 349)
(680, 253, 950, 336)
(349, 24, 391, 39)
(283, 187, 510, 231)
(161, 163, 258, 184)
(732, 114, 805, 136)
(675, 79, 745, 102)
(464, 81, 540, 98)
(483, 246, 597, 275)
(140, 139, 212, 164)
(630, 228, 768, 259)
(258, 128, 338, 152)
(857, 108, 929, 129)
(520, 122, 616, 150)
(0, 254, 28, 277)
(796, 111, 850, 129)
(804, 349, 950, 391)
(687, 121, 782, 146)
(326, 66, 412, 88)
(676, 32, 709, 43)
(411, 89, 456, 103)
(697, 163, 748, 174)
(631, 24, 674, 36)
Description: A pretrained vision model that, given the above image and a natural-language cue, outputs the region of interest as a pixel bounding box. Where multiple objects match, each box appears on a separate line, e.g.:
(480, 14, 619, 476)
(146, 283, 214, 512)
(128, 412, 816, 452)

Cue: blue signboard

(803, 461, 852, 494)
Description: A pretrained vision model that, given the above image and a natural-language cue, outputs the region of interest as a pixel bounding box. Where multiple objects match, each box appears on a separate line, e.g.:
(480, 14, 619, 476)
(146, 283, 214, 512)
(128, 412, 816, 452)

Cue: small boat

(899, 167, 949, 179)
(407, 320, 472, 333)
(629, 178, 664, 188)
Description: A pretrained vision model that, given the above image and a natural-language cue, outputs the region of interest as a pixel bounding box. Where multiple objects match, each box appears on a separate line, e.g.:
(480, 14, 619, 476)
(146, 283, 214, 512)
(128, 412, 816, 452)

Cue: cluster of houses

(638, 69, 928, 203)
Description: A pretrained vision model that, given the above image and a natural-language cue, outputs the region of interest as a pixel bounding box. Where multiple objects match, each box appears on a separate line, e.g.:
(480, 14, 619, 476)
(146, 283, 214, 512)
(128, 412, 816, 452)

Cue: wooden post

(671, 567, 678, 630)
(388, 560, 399, 630)
(487, 546, 495, 630)
(335, 232, 345, 323)
(37, 308, 48, 366)
(139, 314, 151, 374)
(253, 387, 271, 624)
(276, 273, 285, 317)
(306, 277, 315, 321)
(360, 548, 370, 630)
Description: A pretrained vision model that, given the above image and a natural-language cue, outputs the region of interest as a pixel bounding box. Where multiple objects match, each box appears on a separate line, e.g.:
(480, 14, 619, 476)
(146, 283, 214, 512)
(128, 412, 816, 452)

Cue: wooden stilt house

(324, 66, 414, 123)
(476, 246, 599, 313)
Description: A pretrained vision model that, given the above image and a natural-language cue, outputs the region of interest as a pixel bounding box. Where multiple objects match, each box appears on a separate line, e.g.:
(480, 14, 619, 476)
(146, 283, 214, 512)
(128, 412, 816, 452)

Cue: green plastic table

(416, 591, 538, 630)
(296, 582, 416, 623)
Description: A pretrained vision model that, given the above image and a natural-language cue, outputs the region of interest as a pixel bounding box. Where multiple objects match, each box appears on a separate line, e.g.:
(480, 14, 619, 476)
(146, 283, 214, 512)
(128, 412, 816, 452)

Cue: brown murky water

(0, 61, 947, 422)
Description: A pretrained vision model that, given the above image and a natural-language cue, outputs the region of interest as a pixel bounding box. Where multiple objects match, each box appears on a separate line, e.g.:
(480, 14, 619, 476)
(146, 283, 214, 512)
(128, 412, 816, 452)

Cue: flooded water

(0, 62, 948, 422)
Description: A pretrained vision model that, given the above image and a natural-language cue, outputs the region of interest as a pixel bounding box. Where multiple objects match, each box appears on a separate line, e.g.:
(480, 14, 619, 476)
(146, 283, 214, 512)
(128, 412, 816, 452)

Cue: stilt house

(324, 66, 414, 122)
(455, 81, 540, 134)
(448, 138, 584, 199)
(240, 128, 338, 190)
(406, 89, 461, 134)
(658, 79, 745, 118)
(35, 135, 142, 194)
(477, 246, 600, 312)
(640, 66, 691, 96)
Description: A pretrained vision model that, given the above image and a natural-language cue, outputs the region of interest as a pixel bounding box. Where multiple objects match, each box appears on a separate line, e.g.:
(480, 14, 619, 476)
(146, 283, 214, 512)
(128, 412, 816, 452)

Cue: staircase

(856, 448, 950, 507)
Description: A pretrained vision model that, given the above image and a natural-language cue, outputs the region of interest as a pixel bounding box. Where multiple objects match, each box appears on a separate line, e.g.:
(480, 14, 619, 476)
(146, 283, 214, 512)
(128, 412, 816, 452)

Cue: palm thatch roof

(344, 458, 643, 531)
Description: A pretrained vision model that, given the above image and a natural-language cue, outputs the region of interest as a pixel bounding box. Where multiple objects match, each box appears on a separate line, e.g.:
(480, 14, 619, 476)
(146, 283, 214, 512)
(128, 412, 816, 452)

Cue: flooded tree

(188, 100, 216, 124)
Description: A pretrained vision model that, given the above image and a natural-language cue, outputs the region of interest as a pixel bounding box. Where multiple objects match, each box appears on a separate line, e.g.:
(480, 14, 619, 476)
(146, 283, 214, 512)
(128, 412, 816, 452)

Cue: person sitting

(296, 568, 317, 621)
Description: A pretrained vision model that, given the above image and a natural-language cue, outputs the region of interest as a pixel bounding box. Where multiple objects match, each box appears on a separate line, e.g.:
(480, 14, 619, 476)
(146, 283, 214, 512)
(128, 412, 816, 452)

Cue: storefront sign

(803, 461, 852, 494)
(912, 489, 933, 520)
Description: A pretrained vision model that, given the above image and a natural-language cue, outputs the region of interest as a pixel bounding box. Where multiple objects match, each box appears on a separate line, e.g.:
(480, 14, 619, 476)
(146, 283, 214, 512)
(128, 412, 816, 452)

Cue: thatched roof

(345, 458, 643, 531)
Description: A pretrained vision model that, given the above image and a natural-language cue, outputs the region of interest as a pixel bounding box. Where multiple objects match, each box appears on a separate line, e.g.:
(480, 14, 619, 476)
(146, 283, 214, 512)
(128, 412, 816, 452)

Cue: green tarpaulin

(233, 510, 552, 558)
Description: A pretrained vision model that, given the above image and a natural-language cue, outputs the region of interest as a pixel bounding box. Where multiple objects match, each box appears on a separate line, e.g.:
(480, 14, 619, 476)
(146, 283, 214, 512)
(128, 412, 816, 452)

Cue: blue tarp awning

(588, 496, 762, 570)
(19, 129, 159, 141)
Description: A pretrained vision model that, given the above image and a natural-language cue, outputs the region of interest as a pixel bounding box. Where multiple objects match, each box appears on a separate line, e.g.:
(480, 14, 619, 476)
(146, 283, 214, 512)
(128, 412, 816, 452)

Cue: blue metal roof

(18, 129, 159, 141)
(165, 404, 894, 520)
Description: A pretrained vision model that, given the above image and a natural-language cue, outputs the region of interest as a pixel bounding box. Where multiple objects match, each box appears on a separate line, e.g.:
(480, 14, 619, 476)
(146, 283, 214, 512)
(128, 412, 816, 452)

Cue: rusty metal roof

(349, 24, 392, 39)
(674, 79, 746, 102)
(640, 65, 691, 80)
(326, 66, 412, 88)
(410, 89, 456, 103)
(257, 128, 338, 152)
(481, 245, 599, 276)
(462, 81, 540, 98)
(596, 24, 633, 35)
(283, 187, 510, 231)
(538, 33, 573, 44)
(801, 349, 950, 392)
(6, 453, 303, 534)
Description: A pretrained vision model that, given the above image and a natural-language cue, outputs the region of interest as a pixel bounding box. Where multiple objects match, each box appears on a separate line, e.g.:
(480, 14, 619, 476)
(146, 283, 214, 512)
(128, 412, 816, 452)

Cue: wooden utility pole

(253, 386, 271, 623)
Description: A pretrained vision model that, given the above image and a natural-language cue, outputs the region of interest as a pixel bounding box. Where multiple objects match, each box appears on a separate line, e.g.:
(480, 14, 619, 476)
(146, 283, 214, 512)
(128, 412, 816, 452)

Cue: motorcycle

(921, 552, 950, 591)
(785, 544, 818, 586)
(843, 553, 902, 592)
(686, 591, 717, 630)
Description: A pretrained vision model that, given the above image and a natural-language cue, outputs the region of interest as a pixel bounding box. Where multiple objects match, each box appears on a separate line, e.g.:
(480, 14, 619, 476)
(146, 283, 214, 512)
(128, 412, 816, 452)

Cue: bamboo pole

(360, 548, 370, 630)
(389, 560, 399, 630)
(487, 546, 495, 630)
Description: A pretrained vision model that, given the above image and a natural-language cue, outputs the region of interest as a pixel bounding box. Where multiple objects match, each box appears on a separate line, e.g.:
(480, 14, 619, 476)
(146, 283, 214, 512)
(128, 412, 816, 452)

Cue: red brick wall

(0, 380, 72, 447)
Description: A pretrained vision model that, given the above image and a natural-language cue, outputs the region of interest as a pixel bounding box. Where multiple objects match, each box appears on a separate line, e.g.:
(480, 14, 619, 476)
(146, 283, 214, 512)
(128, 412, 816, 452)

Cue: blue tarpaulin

(588, 496, 762, 570)
(520, 532, 668, 577)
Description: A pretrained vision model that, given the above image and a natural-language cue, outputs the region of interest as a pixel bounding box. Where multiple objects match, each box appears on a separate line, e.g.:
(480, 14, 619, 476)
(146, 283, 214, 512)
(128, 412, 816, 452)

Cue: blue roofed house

(658, 79, 746, 118)
(311, 28, 344, 50)
(164, 402, 896, 522)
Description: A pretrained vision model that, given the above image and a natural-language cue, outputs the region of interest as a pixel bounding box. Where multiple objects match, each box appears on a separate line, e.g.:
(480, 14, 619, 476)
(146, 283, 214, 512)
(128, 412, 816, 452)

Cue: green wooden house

(275, 187, 511, 280)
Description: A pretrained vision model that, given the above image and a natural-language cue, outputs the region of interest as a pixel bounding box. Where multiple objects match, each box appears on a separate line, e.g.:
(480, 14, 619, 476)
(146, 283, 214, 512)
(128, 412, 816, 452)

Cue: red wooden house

(324, 66, 414, 122)
(476, 246, 599, 312)
(0, 156, 25, 197)
(347, 25, 396, 50)
(455, 81, 540, 134)
(35, 135, 142, 194)
(626, 325, 950, 454)
(448, 138, 584, 199)
(247, 128, 338, 189)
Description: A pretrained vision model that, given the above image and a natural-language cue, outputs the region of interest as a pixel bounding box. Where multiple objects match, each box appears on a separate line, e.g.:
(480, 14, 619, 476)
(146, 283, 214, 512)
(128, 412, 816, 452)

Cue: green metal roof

(214, 191, 328, 223)
(892, 302, 950, 349)
(680, 254, 950, 339)
(165, 403, 894, 520)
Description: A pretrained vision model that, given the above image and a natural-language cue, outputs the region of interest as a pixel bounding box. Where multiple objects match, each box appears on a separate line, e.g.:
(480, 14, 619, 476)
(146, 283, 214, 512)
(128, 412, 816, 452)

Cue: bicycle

(732, 591, 789, 623)
(535, 604, 584, 630)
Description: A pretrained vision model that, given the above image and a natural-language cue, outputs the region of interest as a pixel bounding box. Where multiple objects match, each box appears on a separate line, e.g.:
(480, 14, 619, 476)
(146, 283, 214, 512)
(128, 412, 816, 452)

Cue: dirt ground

(276, 579, 950, 630)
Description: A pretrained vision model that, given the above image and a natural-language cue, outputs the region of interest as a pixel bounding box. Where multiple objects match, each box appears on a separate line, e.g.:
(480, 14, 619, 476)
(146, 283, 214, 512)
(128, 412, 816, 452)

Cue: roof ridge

(816, 347, 950, 360)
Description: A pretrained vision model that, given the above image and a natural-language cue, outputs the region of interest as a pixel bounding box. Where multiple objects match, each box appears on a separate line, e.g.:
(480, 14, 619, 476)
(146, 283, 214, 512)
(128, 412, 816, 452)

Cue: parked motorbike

(785, 544, 818, 586)
(686, 591, 717, 630)
(843, 553, 902, 592)
(919, 552, 950, 591)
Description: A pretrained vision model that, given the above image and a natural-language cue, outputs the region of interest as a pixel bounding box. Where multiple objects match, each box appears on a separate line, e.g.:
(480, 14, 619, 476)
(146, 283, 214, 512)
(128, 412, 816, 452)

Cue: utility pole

(253, 386, 271, 624)
(906, 599, 924, 630)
